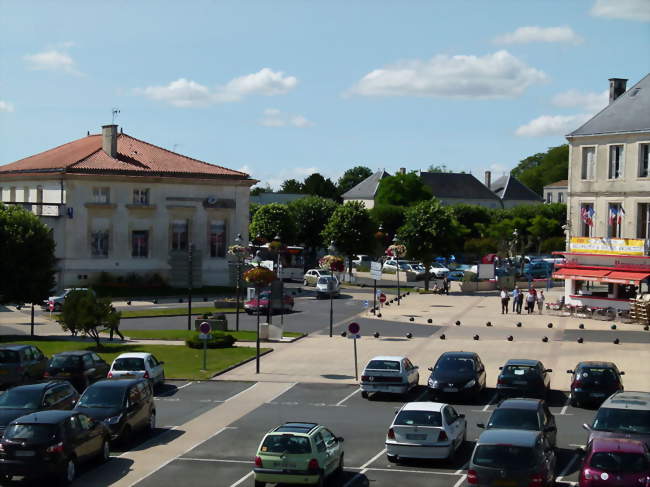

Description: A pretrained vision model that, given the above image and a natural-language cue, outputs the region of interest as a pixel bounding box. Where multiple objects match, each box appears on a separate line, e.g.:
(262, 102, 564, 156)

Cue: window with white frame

(638, 203, 650, 239)
(639, 144, 649, 178)
(132, 188, 150, 205)
(608, 145, 624, 179)
(171, 220, 188, 251)
(580, 203, 594, 237)
(92, 187, 110, 203)
(607, 203, 623, 238)
(209, 220, 226, 258)
(132, 230, 149, 258)
(91, 218, 110, 257)
(581, 147, 595, 180)
(546, 192, 552, 203)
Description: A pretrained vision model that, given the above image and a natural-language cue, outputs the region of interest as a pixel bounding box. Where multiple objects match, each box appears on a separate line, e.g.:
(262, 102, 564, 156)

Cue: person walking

(526, 289, 536, 314)
(443, 276, 450, 295)
(500, 288, 510, 314)
(516, 289, 524, 314)
(511, 287, 520, 312)
(537, 290, 545, 314)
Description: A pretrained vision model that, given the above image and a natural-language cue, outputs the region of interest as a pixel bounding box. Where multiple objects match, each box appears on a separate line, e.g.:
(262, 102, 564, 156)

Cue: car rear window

(394, 410, 442, 427)
(0, 388, 42, 409)
(592, 408, 650, 434)
(473, 445, 536, 469)
(366, 360, 400, 371)
(261, 434, 312, 454)
(590, 451, 649, 473)
(488, 409, 539, 430)
(0, 350, 20, 364)
(50, 355, 82, 368)
(502, 365, 536, 377)
(4, 424, 59, 443)
(112, 358, 145, 371)
(579, 368, 618, 384)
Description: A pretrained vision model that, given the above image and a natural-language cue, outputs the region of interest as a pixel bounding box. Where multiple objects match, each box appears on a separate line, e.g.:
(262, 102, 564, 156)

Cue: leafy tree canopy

(450, 204, 493, 240)
(511, 144, 568, 195)
(336, 166, 372, 196)
(280, 179, 304, 194)
(302, 173, 338, 199)
(59, 290, 121, 347)
(321, 201, 375, 267)
(250, 184, 273, 196)
(249, 203, 296, 243)
(288, 196, 338, 249)
(426, 164, 466, 174)
(375, 172, 432, 207)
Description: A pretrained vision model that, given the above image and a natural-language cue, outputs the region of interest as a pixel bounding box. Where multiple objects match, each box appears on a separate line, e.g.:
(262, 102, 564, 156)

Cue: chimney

(102, 124, 118, 158)
(399, 167, 406, 175)
(484, 170, 492, 188)
(609, 78, 627, 104)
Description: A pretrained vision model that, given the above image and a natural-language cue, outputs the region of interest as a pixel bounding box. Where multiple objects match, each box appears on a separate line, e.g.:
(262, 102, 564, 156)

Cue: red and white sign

(379, 293, 387, 303)
(199, 321, 211, 334)
(48, 301, 55, 312)
(348, 322, 360, 334)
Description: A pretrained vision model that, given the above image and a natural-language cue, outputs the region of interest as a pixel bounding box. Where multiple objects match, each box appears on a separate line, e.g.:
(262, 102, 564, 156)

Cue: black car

(45, 351, 111, 392)
(0, 345, 48, 388)
(0, 410, 110, 485)
(0, 381, 79, 436)
(477, 397, 557, 448)
(427, 351, 487, 401)
(567, 361, 624, 407)
(75, 378, 155, 444)
(496, 359, 552, 399)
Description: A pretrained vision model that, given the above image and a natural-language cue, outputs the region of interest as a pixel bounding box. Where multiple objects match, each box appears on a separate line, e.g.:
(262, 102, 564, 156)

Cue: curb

(211, 348, 274, 378)
(120, 310, 240, 320)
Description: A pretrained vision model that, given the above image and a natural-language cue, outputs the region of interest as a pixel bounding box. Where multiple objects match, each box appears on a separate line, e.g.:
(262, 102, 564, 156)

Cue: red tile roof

(544, 180, 568, 187)
(0, 132, 250, 180)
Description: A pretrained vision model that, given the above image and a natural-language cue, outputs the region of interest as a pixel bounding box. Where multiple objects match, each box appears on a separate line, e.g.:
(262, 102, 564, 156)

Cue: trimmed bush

(462, 271, 477, 282)
(186, 331, 236, 349)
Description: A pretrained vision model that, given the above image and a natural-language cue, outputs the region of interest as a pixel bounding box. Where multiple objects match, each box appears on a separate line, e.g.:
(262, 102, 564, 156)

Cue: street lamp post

(393, 235, 401, 305)
(187, 243, 194, 331)
(234, 234, 243, 332)
(252, 251, 263, 374)
(328, 241, 336, 338)
(272, 234, 284, 326)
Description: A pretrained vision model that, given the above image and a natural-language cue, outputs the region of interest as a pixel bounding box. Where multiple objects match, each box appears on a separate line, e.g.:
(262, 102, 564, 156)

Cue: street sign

(379, 293, 387, 303)
(347, 322, 361, 381)
(363, 300, 369, 308)
(348, 322, 360, 334)
(48, 301, 54, 312)
(371, 261, 382, 280)
(198, 333, 212, 340)
(199, 321, 211, 334)
(347, 334, 361, 339)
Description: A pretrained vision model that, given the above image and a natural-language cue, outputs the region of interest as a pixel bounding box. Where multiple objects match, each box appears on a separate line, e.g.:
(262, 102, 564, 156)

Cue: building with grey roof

(488, 173, 542, 208)
(420, 172, 503, 209)
(341, 169, 390, 209)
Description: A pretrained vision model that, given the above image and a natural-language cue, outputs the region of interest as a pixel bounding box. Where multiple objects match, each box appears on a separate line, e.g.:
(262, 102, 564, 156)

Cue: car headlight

(104, 414, 122, 425)
(464, 379, 476, 389)
(428, 379, 438, 387)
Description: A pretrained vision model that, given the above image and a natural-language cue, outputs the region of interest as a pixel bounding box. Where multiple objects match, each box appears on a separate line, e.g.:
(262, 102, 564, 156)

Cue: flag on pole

(618, 206, 625, 224)
(587, 207, 595, 226)
(609, 207, 617, 224)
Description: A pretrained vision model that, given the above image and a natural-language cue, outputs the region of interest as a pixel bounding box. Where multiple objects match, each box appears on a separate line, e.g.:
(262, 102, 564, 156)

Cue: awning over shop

(553, 267, 650, 284)
(602, 271, 650, 285)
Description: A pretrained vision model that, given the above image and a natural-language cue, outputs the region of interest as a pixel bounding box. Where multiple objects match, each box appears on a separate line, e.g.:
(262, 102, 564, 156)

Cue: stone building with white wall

(0, 125, 255, 289)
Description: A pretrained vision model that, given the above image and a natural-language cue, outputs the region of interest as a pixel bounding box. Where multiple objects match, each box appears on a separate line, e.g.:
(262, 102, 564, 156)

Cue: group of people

(500, 286, 545, 315)
(432, 276, 450, 295)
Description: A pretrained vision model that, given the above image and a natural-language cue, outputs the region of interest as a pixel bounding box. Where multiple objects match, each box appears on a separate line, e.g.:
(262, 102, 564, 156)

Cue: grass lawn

(121, 329, 303, 342)
(0, 336, 267, 380)
(119, 306, 239, 318)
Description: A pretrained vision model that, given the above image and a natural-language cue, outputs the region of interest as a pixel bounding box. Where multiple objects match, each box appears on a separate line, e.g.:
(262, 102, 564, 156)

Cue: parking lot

(106, 381, 596, 487)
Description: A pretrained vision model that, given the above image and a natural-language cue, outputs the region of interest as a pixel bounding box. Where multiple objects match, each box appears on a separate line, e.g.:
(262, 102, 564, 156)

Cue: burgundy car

(579, 437, 650, 486)
(244, 291, 294, 314)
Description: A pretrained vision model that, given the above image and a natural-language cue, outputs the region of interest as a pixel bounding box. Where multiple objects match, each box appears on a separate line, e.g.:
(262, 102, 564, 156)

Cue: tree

(369, 204, 404, 255)
(450, 204, 494, 240)
(321, 201, 375, 275)
(250, 184, 272, 196)
(249, 203, 295, 243)
(280, 179, 304, 194)
(0, 204, 56, 335)
(336, 166, 372, 196)
(288, 196, 338, 252)
(511, 144, 568, 195)
(528, 215, 559, 254)
(302, 173, 338, 199)
(249, 202, 262, 223)
(58, 290, 121, 347)
(375, 172, 432, 207)
(397, 199, 464, 290)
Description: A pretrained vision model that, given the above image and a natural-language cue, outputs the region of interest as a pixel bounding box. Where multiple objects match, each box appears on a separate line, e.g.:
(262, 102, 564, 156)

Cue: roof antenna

(112, 107, 120, 124)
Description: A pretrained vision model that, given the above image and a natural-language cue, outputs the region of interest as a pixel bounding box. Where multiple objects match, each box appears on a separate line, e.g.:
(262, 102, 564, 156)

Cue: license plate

(444, 387, 458, 392)
(122, 374, 135, 378)
(14, 450, 35, 457)
(58, 372, 70, 376)
(513, 380, 527, 385)
(406, 434, 426, 440)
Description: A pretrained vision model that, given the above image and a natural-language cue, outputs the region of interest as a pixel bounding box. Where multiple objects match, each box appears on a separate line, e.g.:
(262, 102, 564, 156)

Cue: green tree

(280, 179, 304, 193)
(450, 204, 494, 240)
(336, 166, 372, 196)
(511, 145, 568, 195)
(528, 215, 559, 254)
(302, 173, 338, 199)
(249, 204, 295, 243)
(59, 290, 121, 347)
(375, 172, 432, 207)
(369, 204, 405, 250)
(0, 204, 56, 335)
(288, 196, 339, 266)
(249, 202, 261, 223)
(322, 201, 375, 274)
(250, 184, 272, 196)
(397, 199, 465, 290)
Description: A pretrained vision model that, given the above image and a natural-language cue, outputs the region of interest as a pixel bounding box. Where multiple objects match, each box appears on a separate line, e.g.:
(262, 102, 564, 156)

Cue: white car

(360, 356, 419, 399)
(108, 352, 165, 387)
(386, 402, 467, 463)
(303, 269, 332, 286)
(428, 263, 450, 278)
(316, 276, 340, 299)
(382, 260, 412, 273)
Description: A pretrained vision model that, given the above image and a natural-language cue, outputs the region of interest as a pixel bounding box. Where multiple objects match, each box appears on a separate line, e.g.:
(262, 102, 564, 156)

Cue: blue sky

(1, 0, 649, 188)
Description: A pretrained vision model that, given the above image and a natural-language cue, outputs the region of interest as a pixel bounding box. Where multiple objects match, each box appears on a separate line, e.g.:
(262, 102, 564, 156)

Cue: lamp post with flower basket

(227, 235, 248, 332)
(387, 239, 406, 305)
(320, 243, 344, 337)
(244, 253, 276, 373)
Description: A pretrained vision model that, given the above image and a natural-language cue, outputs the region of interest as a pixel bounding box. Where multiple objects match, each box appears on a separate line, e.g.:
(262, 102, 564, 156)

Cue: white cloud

(494, 26, 583, 45)
(24, 49, 80, 74)
(489, 163, 509, 173)
(137, 68, 298, 107)
(551, 89, 608, 113)
(265, 166, 320, 190)
(0, 100, 14, 113)
(515, 114, 592, 137)
(348, 50, 546, 99)
(259, 108, 314, 128)
(591, 0, 650, 21)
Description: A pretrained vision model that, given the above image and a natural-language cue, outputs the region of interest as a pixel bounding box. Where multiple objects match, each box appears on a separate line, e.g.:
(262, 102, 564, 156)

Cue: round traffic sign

(199, 321, 211, 334)
(348, 322, 360, 334)
(379, 293, 387, 303)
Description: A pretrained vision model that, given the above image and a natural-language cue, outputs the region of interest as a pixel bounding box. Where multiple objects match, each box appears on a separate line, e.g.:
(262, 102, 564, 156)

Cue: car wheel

(361, 391, 368, 399)
(147, 411, 156, 432)
(387, 454, 397, 463)
(59, 458, 76, 485)
(570, 396, 579, 408)
(245, 310, 252, 315)
(303, 280, 308, 286)
(336, 454, 344, 476)
(316, 472, 325, 487)
(120, 425, 132, 447)
(99, 439, 110, 463)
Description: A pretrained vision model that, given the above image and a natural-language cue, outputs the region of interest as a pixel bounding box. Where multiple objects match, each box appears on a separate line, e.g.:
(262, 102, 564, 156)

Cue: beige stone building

(0, 125, 255, 289)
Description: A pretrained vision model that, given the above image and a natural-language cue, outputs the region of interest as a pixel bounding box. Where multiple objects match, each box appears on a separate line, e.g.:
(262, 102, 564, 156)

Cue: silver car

(316, 276, 340, 299)
(583, 391, 650, 449)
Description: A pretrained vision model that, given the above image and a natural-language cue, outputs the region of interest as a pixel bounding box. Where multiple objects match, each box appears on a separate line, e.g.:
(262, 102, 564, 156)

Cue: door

(476, 358, 486, 389)
(148, 356, 164, 384)
(126, 385, 146, 429)
(82, 354, 95, 386)
(442, 407, 462, 449)
(320, 429, 340, 474)
(541, 405, 557, 447)
(42, 388, 58, 410)
(30, 347, 47, 378)
(90, 353, 109, 381)
(65, 415, 92, 461)
(77, 414, 104, 459)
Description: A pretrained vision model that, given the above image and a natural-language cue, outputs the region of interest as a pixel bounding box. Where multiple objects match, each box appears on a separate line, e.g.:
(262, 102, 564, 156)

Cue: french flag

(587, 207, 595, 226)
(618, 206, 625, 224)
(609, 207, 618, 224)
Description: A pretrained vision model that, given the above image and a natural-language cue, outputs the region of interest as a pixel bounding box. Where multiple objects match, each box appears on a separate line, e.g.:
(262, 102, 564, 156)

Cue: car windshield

(78, 387, 125, 408)
(502, 365, 537, 378)
(488, 409, 540, 430)
(0, 350, 20, 364)
(394, 410, 442, 427)
(590, 451, 649, 473)
(261, 434, 312, 454)
(4, 423, 59, 443)
(317, 277, 333, 285)
(435, 357, 475, 373)
(112, 358, 145, 371)
(398, 263, 410, 270)
(592, 408, 650, 434)
(579, 368, 618, 384)
(366, 360, 400, 371)
(473, 445, 536, 469)
(50, 355, 82, 368)
(0, 388, 42, 409)
(318, 271, 331, 276)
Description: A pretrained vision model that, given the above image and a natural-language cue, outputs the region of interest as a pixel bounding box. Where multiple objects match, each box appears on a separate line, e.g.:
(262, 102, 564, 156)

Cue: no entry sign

(379, 293, 387, 303)
(199, 321, 211, 334)
(348, 322, 360, 335)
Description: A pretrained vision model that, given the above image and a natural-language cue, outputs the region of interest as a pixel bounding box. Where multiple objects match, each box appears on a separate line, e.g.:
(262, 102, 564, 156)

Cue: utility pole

(187, 243, 194, 331)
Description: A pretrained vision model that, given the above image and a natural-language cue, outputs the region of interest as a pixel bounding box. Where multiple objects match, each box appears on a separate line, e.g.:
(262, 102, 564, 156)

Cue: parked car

(41, 288, 92, 312)
(579, 437, 650, 487)
(303, 269, 332, 287)
(447, 270, 465, 281)
(523, 261, 554, 279)
(428, 263, 450, 278)
(0, 345, 48, 388)
(351, 254, 371, 269)
(496, 359, 552, 400)
(244, 291, 295, 314)
(382, 259, 410, 273)
(468, 429, 556, 487)
(253, 422, 344, 487)
(44, 351, 111, 392)
(567, 361, 624, 408)
(0, 381, 79, 436)
(427, 351, 486, 402)
(0, 410, 111, 485)
(108, 352, 165, 388)
(583, 391, 650, 449)
(477, 398, 557, 448)
(316, 276, 340, 299)
(75, 378, 156, 444)
(403, 263, 426, 279)
(386, 402, 466, 463)
(360, 356, 419, 399)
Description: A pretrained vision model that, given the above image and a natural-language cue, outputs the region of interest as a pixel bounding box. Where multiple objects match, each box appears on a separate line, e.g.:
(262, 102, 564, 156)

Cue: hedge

(185, 331, 236, 349)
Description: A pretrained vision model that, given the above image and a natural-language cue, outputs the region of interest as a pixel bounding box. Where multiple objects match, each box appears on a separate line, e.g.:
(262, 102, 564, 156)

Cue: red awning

(552, 268, 610, 280)
(601, 271, 650, 285)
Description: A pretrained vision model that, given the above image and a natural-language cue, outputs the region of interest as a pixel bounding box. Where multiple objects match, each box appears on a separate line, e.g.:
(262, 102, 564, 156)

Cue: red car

(244, 291, 294, 314)
(579, 437, 650, 486)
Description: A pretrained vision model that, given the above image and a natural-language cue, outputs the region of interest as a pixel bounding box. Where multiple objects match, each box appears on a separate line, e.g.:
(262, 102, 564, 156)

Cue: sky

(1, 0, 649, 189)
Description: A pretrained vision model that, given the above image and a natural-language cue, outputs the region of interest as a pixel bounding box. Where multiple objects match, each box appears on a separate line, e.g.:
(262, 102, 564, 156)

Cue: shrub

(462, 271, 477, 282)
(540, 236, 566, 254)
(185, 331, 236, 349)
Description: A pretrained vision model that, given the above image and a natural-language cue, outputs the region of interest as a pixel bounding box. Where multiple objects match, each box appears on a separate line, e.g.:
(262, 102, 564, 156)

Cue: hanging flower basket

(268, 240, 283, 251)
(386, 244, 406, 258)
(319, 255, 344, 272)
(227, 244, 249, 259)
(243, 266, 276, 287)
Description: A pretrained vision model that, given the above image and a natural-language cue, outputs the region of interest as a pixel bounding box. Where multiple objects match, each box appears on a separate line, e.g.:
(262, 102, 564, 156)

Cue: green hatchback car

(253, 422, 344, 487)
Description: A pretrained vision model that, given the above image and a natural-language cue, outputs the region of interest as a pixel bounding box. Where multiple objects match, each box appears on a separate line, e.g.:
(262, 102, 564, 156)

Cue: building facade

(543, 180, 568, 204)
(341, 169, 390, 209)
(488, 172, 543, 208)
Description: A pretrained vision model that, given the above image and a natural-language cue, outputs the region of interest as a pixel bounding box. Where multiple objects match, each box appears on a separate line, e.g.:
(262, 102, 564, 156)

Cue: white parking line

(482, 392, 498, 411)
(560, 395, 570, 415)
(454, 462, 468, 474)
(453, 474, 468, 487)
(225, 383, 259, 402)
(229, 471, 253, 487)
(343, 448, 386, 487)
(263, 382, 296, 404)
(556, 450, 581, 481)
(367, 467, 462, 476)
(179, 457, 250, 464)
(176, 381, 194, 390)
(336, 387, 360, 406)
